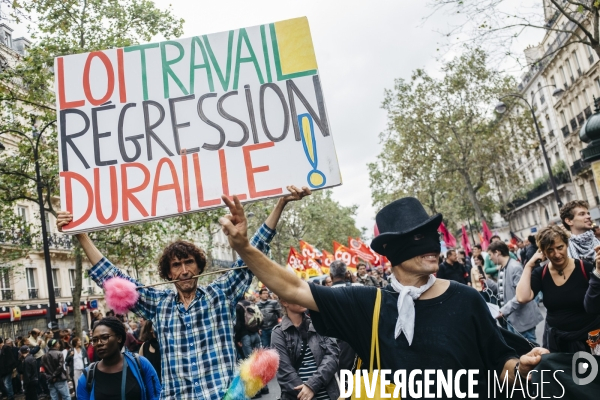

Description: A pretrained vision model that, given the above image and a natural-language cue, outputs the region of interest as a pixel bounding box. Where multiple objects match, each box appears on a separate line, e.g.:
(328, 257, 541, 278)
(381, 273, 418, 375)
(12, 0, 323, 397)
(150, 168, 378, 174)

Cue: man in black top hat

(219, 193, 549, 399)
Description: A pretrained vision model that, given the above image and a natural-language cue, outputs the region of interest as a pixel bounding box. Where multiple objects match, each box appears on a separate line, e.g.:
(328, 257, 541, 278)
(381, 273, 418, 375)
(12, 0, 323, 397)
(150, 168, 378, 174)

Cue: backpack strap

(84, 361, 98, 393)
(132, 353, 145, 384)
(542, 265, 548, 280)
(580, 259, 589, 280)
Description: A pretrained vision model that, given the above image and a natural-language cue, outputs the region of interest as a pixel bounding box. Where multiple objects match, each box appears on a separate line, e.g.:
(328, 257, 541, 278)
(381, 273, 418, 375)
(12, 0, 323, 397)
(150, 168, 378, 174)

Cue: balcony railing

(577, 112, 585, 126)
(571, 159, 591, 176)
(48, 233, 72, 250)
(28, 289, 38, 299)
(0, 230, 72, 250)
(0, 289, 13, 301)
(571, 118, 578, 131)
(562, 125, 570, 137)
(509, 171, 572, 209)
(585, 106, 593, 119)
(54, 288, 61, 297)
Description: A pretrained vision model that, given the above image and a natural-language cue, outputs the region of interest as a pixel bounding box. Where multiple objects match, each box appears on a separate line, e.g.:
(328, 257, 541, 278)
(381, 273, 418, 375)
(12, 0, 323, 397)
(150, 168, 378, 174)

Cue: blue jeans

(2, 373, 13, 399)
(241, 332, 261, 358)
(508, 324, 537, 343)
(48, 380, 70, 400)
(260, 328, 273, 348)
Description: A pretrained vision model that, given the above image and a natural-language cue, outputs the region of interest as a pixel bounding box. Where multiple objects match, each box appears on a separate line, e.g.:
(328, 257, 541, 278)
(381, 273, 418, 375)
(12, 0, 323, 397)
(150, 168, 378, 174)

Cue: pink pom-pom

(103, 277, 140, 315)
(248, 348, 280, 384)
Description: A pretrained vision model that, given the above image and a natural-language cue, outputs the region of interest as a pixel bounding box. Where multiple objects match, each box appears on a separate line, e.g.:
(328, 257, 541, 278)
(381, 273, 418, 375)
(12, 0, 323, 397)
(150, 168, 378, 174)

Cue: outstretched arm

(219, 194, 318, 311)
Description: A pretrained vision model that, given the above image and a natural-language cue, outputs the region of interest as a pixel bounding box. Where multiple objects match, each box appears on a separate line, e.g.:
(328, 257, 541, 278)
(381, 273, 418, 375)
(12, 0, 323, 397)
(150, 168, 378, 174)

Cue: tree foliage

(429, 0, 600, 64)
(368, 49, 534, 228)
(245, 190, 363, 265)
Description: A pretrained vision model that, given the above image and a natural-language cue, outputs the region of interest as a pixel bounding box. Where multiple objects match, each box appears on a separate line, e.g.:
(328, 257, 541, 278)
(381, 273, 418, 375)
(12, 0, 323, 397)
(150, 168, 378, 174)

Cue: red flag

(287, 247, 305, 270)
(348, 237, 380, 265)
(461, 225, 472, 254)
(481, 220, 492, 250)
(321, 250, 335, 267)
(438, 222, 457, 248)
(333, 241, 358, 270)
(299, 240, 320, 259)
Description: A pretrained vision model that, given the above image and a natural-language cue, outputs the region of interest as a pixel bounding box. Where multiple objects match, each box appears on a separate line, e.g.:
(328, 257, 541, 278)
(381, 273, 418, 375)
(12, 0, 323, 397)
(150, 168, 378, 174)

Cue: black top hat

(371, 197, 442, 254)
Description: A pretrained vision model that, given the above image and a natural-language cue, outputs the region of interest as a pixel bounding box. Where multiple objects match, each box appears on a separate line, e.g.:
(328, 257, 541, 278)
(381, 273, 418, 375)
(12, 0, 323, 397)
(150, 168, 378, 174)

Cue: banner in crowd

(333, 241, 358, 270)
(321, 250, 334, 267)
(348, 237, 380, 265)
(56, 17, 341, 233)
(300, 240, 321, 259)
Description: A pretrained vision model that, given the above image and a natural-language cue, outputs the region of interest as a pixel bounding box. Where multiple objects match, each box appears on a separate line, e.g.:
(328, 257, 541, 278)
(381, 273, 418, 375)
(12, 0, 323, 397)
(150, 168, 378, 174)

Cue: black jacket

(257, 299, 282, 330)
(22, 354, 38, 385)
(437, 261, 469, 284)
(272, 315, 339, 400)
(0, 345, 17, 376)
(41, 349, 68, 383)
(65, 347, 90, 379)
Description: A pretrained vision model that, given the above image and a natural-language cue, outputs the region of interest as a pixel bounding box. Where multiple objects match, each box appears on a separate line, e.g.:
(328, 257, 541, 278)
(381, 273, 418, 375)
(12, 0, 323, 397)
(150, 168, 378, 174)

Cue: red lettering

(83, 51, 115, 106)
(94, 167, 119, 224)
(117, 48, 127, 103)
(243, 142, 282, 198)
(57, 57, 85, 110)
(181, 154, 191, 211)
(218, 149, 247, 200)
(60, 171, 93, 229)
(121, 163, 151, 221)
(193, 153, 221, 207)
(151, 158, 183, 216)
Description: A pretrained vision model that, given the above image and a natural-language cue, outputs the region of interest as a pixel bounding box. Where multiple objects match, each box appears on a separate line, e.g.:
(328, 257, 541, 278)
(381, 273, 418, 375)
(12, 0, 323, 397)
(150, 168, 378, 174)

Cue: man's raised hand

(219, 195, 249, 252)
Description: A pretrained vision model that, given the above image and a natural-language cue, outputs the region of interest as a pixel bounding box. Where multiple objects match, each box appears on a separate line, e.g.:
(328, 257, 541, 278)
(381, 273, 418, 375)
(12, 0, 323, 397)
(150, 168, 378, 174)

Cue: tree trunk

(459, 169, 485, 222)
(72, 237, 84, 341)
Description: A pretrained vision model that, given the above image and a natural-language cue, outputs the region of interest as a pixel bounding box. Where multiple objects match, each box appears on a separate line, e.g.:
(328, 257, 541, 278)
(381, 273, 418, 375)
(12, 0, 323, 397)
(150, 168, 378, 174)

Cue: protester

(516, 225, 600, 352)
(561, 200, 600, 264)
(271, 300, 339, 400)
(458, 249, 471, 270)
(20, 346, 37, 400)
(522, 235, 539, 266)
(58, 187, 308, 400)
(67, 336, 89, 393)
(0, 338, 17, 400)
(355, 262, 378, 286)
(322, 276, 332, 286)
(41, 339, 70, 400)
(470, 254, 498, 303)
(594, 225, 600, 241)
(76, 317, 160, 400)
(139, 320, 161, 384)
(487, 241, 543, 342)
(483, 235, 505, 279)
(257, 288, 283, 348)
(437, 249, 469, 285)
(219, 195, 549, 398)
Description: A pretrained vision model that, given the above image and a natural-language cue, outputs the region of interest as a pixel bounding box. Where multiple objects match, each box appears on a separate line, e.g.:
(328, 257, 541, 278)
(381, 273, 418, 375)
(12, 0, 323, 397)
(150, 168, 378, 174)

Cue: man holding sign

(56, 186, 310, 400)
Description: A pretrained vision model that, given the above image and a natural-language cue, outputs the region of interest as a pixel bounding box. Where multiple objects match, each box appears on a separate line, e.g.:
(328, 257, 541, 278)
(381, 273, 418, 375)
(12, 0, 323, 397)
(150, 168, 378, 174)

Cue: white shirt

(73, 348, 85, 370)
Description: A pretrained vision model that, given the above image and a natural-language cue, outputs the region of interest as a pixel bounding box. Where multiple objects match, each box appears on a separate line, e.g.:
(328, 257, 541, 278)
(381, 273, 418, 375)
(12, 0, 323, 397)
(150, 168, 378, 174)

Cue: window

(572, 51, 582, 75)
(586, 45, 595, 65)
(583, 89, 590, 106)
(580, 184, 588, 202)
(596, 77, 600, 94)
(0, 270, 10, 300)
(546, 114, 553, 131)
(52, 269, 61, 297)
(591, 180, 599, 205)
(569, 102, 576, 119)
(17, 206, 27, 223)
(538, 82, 545, 104)
(45, 214, 53, 234)
(551, 76, 557, 88)
(560, 66, 568, 88)
(566, 59, 575, 81)
(560, 110, 567, 127)
(570, 148, 578, 163)
(4, 31, 11, 48)
(26, 268, 37, 299)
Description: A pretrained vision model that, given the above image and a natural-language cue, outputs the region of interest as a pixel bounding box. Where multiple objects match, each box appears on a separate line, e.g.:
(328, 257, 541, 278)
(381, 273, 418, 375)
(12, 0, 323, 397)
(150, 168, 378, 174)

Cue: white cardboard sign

(55, 17, 341, 233)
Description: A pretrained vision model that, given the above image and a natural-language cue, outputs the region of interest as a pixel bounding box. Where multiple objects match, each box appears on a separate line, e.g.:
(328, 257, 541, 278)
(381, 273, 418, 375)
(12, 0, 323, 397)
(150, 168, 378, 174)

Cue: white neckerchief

(389, 274, 436, 345)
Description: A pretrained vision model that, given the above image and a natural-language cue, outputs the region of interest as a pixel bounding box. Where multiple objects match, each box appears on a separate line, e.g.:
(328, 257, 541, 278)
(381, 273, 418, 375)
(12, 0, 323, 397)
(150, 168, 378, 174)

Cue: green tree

(245, 190, 363, 265)
(0, 0, 184, 338)
(368, 49, 534, 228)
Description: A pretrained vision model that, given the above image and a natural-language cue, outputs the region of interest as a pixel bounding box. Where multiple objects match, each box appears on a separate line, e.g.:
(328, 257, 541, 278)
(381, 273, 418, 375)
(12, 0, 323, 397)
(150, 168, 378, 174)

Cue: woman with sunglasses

(76, 316, 161, 400)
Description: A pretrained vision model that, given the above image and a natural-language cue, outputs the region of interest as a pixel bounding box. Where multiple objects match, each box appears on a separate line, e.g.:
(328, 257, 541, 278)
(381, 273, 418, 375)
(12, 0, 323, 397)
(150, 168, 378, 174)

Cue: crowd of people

(30, 188, 598, 400)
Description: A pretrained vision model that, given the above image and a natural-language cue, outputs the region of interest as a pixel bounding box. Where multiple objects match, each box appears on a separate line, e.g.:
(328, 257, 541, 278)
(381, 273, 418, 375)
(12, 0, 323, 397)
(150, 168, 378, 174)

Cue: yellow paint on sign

(274, 17, 318, 75)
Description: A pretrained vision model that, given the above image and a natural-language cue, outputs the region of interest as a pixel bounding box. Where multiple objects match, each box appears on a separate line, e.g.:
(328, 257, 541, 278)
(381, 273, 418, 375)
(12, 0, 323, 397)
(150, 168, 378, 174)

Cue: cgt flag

(300, 240, 322, 259)
(287, 247, 305, 270)
(348, 237, 380, 265)
(333, 241, 358, 270)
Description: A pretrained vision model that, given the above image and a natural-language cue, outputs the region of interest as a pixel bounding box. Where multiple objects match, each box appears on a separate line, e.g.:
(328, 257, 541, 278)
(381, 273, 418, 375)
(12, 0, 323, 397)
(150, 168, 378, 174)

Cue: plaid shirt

(88, 223, 275, 400)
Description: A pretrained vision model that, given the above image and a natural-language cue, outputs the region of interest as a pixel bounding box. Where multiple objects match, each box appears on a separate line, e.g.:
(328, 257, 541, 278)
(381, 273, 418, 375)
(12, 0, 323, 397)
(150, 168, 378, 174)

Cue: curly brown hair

(158, 241, 207, 281)
(536, 225, 570, 255)
(560, 200, 589, 231)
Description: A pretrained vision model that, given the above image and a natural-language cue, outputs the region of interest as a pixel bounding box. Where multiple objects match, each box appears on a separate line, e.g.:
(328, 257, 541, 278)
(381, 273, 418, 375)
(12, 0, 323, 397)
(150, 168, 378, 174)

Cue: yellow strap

(368, 289, 381, 372)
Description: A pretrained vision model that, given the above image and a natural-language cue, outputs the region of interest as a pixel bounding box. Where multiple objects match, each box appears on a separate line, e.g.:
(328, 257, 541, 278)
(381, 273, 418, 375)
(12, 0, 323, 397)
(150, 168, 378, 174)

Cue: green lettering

(190, 37, 214, 93)
(160, 41, 189, 98)
(124, 43, 160, 100)
(233, 28, 264, 90)
(203, 31, 234, 91)
(260, 25, 272, 83)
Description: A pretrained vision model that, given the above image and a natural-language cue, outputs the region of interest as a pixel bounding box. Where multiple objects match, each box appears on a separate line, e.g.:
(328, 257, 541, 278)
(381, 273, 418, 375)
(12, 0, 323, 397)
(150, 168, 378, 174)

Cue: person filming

(516, 225, 600, 352)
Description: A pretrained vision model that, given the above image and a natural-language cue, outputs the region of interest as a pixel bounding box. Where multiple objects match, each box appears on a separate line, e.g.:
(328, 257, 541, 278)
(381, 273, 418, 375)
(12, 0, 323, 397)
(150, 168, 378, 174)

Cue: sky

(9, 0, 545, 237)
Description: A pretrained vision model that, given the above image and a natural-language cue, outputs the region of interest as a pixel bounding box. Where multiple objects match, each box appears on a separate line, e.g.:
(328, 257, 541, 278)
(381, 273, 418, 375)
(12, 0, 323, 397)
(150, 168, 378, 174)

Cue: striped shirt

(297, 342, 330, 400)
(88, 223, 275, 400)
(497, 267, 505, 307)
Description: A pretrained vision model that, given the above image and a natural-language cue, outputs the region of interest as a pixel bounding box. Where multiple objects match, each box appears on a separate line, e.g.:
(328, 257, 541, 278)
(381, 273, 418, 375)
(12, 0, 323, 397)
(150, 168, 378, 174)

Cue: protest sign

(56, 17, 341, 233)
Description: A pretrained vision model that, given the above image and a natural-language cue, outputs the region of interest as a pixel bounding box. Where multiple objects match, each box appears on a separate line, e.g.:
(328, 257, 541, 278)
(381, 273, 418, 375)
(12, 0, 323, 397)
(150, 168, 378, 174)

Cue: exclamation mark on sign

(299, 113, 326, 188)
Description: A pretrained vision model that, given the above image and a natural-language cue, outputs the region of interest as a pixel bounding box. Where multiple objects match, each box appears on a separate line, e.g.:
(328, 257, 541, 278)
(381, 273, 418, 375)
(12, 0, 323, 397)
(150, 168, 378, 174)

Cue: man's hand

(220, 195, 249, 253)
(281, 185, 311, 204)
(518, 347, 549, 378)
(294, 384, 315, 400)
(56, 211, 73, 232)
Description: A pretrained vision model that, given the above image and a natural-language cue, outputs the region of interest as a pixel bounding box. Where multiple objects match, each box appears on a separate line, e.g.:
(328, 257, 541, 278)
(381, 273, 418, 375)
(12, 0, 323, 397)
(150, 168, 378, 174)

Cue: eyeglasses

(90, 334, 115, 346)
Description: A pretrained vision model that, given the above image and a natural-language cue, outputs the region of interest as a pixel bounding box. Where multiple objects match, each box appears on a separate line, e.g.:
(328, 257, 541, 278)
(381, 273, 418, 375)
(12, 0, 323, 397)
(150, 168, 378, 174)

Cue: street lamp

(0, 121, 59, 329)
(494, 85, 565, 210)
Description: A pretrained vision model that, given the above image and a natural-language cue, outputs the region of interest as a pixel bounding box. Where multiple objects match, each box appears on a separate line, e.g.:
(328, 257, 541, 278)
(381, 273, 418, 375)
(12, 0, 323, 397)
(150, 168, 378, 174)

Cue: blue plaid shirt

(88, 223, 275, 400)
